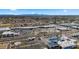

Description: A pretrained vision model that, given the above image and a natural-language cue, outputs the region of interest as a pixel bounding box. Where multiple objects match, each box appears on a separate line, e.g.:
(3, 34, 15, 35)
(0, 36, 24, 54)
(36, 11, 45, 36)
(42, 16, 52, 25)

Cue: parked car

(27, 37, 36, 41)
(48, 36, 61, 49)
(58, 35, 77, 49)
(2, 31, 20, 37)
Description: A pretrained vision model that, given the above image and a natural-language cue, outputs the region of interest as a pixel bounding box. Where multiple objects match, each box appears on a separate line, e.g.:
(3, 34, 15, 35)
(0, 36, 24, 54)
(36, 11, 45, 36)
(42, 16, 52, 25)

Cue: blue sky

(0, 9, 79, 15)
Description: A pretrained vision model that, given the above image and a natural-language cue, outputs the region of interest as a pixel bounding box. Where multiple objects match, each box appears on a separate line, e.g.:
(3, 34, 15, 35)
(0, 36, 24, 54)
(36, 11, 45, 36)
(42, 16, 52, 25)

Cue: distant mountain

(0, 14, 51, 17)
(0, 14, 79, 17)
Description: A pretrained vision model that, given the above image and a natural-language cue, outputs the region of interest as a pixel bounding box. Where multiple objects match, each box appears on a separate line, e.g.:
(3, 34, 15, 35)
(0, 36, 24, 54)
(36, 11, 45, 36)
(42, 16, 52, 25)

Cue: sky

(0, 0, 79, 15)
(0, 0, 79, 9)
(0, 9, 79, 15)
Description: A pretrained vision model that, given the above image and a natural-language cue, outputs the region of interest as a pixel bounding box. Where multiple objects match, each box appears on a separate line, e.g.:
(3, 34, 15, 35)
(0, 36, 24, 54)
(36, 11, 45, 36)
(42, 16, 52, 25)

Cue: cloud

(63, 10, 67, 12)
(10, 9, 16, 11)
(31, 12, 35, 14)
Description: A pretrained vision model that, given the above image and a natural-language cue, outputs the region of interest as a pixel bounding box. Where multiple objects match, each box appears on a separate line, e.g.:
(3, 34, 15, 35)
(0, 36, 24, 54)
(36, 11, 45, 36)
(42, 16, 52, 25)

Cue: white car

(2, 31, 20, 37)
(58, 38, 76, 49)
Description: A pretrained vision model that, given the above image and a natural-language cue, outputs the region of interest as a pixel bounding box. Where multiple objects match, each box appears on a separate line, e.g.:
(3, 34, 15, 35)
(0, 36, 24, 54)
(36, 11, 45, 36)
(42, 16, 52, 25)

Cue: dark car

(48, 36, 61, 49)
